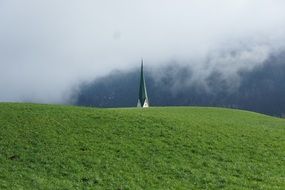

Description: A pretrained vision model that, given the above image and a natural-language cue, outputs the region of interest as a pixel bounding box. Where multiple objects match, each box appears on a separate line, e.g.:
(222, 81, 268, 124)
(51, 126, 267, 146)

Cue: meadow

(0, 103, 284, 189)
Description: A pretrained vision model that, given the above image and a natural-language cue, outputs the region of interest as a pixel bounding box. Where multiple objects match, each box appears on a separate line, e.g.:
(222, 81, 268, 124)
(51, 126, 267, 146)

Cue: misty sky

(1, 0, 285, 103)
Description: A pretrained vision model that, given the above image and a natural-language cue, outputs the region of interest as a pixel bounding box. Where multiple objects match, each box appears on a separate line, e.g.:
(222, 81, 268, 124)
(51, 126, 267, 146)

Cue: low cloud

(1, 0, 285, 103)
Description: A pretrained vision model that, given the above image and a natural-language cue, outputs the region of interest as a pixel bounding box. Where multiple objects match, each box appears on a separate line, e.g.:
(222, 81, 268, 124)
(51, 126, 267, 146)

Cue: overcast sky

(1, 0, 285, 103)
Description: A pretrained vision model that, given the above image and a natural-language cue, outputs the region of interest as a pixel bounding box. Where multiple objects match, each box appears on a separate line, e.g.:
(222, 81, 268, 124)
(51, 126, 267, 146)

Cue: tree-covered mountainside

(0, 103, 284, 189)
(74, 52, 285, 116)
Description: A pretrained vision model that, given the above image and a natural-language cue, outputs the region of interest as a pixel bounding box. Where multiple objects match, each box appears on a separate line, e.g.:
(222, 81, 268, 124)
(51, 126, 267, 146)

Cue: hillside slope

(0, 103, 284, 189)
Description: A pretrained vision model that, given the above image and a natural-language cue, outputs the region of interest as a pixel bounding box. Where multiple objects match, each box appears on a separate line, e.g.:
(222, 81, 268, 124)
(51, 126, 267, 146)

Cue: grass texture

(0, 103, 284, 189)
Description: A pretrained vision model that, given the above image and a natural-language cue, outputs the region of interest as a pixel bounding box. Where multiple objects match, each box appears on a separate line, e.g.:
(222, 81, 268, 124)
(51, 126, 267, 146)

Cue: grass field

(0, 103, 284, 189)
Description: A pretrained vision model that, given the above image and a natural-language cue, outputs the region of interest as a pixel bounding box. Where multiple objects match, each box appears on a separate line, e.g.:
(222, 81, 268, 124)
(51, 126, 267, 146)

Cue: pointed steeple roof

(137, 59, 149, 107)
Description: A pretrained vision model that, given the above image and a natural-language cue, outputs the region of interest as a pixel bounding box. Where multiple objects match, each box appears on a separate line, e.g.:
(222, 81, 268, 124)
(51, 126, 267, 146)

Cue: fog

(1, 0, 285, 103)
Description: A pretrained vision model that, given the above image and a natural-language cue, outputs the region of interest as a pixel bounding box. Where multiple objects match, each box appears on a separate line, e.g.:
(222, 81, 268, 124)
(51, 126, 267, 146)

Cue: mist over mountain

(1, 1, 285, 103)
(74, 51, 285, 116)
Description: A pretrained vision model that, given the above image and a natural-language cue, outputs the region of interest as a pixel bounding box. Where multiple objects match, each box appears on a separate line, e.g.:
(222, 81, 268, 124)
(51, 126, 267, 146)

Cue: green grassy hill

(0, 103, 284, 189)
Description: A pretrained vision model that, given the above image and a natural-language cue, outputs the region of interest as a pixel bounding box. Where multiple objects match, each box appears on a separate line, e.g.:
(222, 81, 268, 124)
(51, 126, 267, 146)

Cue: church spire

(137, 59, 149, 108)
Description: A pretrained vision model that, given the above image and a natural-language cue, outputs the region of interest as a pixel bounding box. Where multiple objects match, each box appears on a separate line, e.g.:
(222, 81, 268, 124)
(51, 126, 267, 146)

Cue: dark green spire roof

(138, 60, 149, 107)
